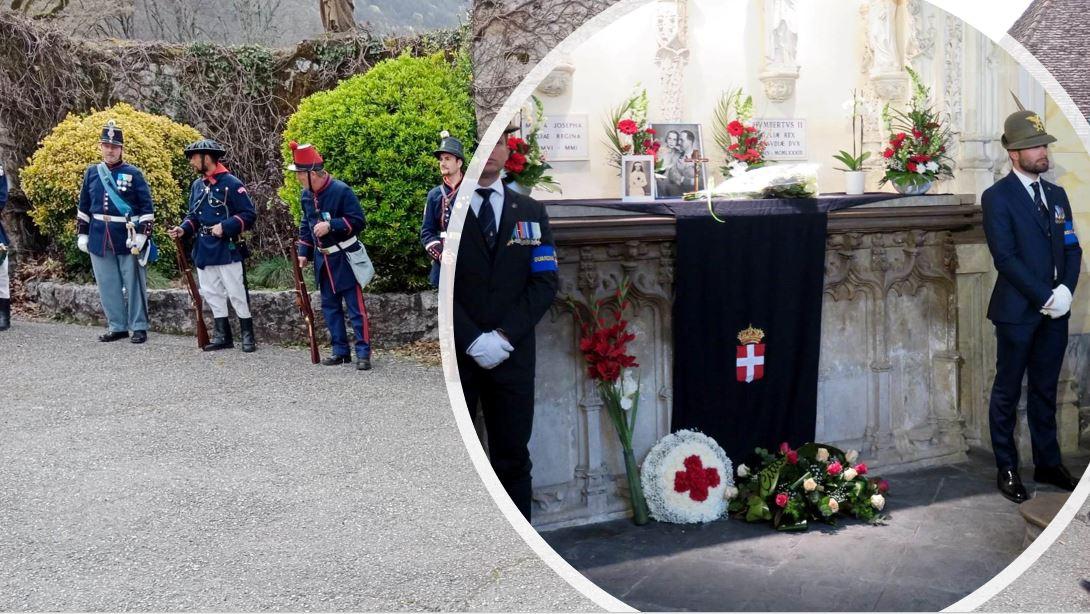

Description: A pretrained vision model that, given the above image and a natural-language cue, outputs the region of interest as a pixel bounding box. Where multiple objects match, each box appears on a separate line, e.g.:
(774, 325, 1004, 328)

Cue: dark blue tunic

(296, 177, 367, 296)
(76, 162, 154, 257)
(178, 169, 257, 268)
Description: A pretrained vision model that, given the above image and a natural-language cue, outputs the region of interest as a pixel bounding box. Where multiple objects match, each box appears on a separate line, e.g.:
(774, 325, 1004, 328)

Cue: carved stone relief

(654, 0, 690, 122)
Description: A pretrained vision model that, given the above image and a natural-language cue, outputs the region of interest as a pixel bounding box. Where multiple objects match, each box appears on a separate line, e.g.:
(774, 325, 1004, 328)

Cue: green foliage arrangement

(21, 103, 201, 277)
(280, 51, 476, 291)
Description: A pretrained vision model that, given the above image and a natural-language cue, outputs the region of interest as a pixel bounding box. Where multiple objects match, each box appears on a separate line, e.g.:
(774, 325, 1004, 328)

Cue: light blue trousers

(90, 251, 148, 333)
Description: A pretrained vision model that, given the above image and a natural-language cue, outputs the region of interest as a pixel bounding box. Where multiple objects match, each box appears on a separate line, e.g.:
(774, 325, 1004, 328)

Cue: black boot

(239, 318, 256, 353)
(0, 298, 9, 331)
(202, 317, 234, 351)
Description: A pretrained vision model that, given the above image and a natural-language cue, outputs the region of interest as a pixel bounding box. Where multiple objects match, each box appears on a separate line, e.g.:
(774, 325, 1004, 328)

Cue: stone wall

(23, 281, 438, 348)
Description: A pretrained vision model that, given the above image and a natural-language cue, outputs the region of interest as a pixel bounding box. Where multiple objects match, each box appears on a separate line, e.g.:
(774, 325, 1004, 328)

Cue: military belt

(318, 237, 359, 255)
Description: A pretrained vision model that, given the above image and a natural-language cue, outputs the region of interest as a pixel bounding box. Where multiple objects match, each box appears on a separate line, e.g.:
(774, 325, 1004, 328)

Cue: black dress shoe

(1034, 464, 1079, 491)
(98, 330, 129, 342)
(321, 354, 351, 366)
(356, 356, 372, 371)
(130, 330, 147, 344)
(998, 468, 1029, 503)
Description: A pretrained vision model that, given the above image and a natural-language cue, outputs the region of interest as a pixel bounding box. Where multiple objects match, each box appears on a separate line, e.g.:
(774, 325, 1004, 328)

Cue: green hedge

(280, 51, 476, 291)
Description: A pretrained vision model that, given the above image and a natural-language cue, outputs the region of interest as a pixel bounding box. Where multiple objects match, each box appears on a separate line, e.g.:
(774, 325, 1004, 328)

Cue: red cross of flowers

(673, 454, 721, 502)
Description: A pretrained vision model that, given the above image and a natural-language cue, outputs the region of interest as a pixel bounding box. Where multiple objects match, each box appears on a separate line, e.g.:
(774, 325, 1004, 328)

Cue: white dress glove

(1041, 284, 1073, 318)
(466, 331, 515, 369)
(77, 234, 89, 254)
(132, 233, 147, 252)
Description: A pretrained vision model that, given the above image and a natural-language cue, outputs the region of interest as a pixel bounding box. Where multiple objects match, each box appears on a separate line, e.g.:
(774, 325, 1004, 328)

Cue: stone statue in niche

(867, 0, 900, 74)
(760, 0, 800, 102)
(764, 0, 798, 69)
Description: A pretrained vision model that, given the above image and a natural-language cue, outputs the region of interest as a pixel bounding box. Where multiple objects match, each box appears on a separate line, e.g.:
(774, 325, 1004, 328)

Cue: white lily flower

(926, 161, 938, 172)
(737, 463, 749, 478)
(916, 164, 928, 175)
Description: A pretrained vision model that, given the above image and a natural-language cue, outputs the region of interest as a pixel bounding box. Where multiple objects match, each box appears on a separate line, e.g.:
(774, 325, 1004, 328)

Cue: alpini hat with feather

(1002, 92, 1057, 150)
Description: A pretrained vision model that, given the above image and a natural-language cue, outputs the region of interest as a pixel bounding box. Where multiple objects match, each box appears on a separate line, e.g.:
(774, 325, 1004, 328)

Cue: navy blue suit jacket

(982, 171, 1081, 324)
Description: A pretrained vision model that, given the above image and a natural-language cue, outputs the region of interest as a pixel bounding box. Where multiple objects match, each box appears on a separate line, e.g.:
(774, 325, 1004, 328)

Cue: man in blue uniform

(167, 139, 258, 352)
(76, 120, 154, 344)
(420, 131, 465, 288)
(453, 125, 559, 520)
(291, 141, 373, 371)
(983, 109, 1083, 502)
(0, 161, 10, 331)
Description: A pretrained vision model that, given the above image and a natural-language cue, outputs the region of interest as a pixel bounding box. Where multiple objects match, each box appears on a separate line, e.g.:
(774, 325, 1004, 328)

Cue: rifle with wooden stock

(291, 248, 321, 364)
(172, 235, 210, 348)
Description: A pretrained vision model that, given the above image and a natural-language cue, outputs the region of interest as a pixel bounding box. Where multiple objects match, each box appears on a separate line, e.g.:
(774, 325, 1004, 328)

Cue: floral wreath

(641, 429, 734, 524)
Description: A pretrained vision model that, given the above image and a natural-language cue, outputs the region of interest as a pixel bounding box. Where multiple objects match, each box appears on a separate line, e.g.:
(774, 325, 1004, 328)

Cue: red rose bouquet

(713, 87, 768, 176)
(604, 88, 662, 171)
(503, 96, 560, 193)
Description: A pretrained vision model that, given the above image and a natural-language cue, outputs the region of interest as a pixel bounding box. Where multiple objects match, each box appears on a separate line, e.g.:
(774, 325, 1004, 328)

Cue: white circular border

(642, 429, 733, 524)
(435, 1, 1090, 612)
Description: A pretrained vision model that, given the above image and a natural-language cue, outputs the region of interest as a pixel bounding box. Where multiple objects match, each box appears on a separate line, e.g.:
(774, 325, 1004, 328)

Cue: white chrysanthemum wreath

(641, 429, 734, 524)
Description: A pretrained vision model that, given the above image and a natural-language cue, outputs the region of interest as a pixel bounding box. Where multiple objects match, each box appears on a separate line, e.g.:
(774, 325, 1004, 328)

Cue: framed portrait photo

(650, 123, 708, 199)
(621, 155, 656, 202)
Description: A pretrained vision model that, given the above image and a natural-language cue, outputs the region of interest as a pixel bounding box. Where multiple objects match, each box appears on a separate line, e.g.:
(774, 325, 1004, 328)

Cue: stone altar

(528, 193, 984, 529)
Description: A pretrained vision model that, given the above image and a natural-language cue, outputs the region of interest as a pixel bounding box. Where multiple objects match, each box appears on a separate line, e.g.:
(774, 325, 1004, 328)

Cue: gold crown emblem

(1028, 114, 1046, 133)
(737, 324, 765, 345)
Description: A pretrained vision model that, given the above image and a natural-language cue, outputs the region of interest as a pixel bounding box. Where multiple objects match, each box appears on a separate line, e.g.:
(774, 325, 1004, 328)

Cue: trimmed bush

(280, 51, 476, 291)
(22, 103, 202, 276)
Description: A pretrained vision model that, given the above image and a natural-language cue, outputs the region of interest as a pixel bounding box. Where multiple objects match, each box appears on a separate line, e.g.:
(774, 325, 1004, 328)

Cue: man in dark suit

(982, 109, 1082, 503)
(453, 125, 559, 520)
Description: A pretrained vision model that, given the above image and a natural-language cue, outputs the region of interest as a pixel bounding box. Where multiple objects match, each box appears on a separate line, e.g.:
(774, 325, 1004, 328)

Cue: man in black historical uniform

(421, 131, 464, 288)
(168, 139, 258, 352)
(982, 108, 1082, 503)
(453, 124, 559, 520)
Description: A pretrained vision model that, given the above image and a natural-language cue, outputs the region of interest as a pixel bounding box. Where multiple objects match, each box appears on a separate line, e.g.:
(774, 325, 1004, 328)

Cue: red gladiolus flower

(883, 148, 895, 158)
(854, 463, 868, 475)
(786, 450, 799, 464)
(505, 152, 527, 174)
(617, 119, 639, 135)
(907, 162, 918, 172)
(728, 120, 745, 136)
(646, 128, 656, 135)
(827, 461, 843, 476)
(775, 492, 789, 508)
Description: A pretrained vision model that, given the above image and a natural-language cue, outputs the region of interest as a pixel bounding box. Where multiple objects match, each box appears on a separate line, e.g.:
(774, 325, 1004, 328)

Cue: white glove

(466, 331, 515, 370)
(132, 233, 147, 252)
(77, 234, 89, 254)
(1041, 284, 1073, 318)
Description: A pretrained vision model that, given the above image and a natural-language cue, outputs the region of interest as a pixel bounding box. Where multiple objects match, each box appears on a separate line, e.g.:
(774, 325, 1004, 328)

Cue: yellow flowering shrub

(21, 103, 202, 275)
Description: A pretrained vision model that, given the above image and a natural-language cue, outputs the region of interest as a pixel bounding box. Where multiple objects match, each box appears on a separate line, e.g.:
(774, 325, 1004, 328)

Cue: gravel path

(0, 319, 596, 612)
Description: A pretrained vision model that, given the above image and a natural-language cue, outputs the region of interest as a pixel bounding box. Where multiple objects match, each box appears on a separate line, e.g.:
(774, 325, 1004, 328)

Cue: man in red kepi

(291, 141, 374, 371)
